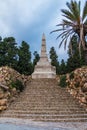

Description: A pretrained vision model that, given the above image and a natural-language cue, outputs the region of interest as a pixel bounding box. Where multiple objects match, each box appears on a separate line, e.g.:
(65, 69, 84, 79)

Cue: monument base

(32, 72, 56, 79)
(32, 64, 56, 79)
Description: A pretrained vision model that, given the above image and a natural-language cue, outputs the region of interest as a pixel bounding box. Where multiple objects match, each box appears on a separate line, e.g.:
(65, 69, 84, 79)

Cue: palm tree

(51, 0, 87, 64)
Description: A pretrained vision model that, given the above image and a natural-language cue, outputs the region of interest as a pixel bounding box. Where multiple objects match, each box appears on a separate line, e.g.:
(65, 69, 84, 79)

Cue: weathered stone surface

(0, 106, 7, 111)
(66, 66, 87, 109)
(0, 99, 7, 106)
(82, 83, 87, 92)
(0, 66, 31, 111)
(1, 79, 87, 122)
(32, 34, 56, 79)
(0, 93, 4, 99)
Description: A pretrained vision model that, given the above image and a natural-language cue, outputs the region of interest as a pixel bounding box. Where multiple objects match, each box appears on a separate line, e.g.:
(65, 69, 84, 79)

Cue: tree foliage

(0, 37, 18, 68)
(0, 37, 33, 75)
(0, 35, 86, 76)
(17, 41, 33, 75)
(51, 0, 87, 63)
(67, 35, 85, 72)
(49, 47, 59, 74)
(60, 59, 67, 74)
(33, 51, 40, 67)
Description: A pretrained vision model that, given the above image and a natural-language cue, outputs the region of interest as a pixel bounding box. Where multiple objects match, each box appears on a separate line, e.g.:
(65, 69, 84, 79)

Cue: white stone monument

(32, 33, 56, 79)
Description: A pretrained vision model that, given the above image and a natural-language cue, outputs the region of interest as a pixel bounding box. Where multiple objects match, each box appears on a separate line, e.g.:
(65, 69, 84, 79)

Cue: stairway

(0, 79, 87, 122)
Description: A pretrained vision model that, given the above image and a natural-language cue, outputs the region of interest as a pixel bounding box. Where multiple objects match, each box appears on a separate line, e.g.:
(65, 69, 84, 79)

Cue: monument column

(32, 33, 56, 79)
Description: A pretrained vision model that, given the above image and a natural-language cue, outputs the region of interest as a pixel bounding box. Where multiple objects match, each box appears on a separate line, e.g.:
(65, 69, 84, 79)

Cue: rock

(10, 97, 17, 103)
(0, 93, 4, 99)
(0, 66, 31, 112)
(65, 66, 87, 109)
(70, 89, 77, 96)
(4, 92, 11, 98)
(85, 92, 87, 95)
(0, 106, 7, 111)
(0, 99, 7, 106)
(85, 95, 87, 100)
(0, 83, 9, 90)
(11, 88, 17, 95)
(82, 83, 87, 92)
(80, 97, 87, 104)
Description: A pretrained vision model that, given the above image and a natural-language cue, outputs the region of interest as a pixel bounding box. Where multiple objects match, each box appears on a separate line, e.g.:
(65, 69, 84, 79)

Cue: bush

(59, 75, 67, 88)
(10, 79, 24, 92)
(69, 72, 74, 80)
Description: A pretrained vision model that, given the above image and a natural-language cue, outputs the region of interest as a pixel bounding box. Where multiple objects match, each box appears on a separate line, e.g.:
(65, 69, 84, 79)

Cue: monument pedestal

(32, 65, 56, 78)
(32, 34, 56, 79)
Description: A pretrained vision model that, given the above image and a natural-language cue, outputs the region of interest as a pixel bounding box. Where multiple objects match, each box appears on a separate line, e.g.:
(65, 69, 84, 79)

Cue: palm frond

(56, 28, 73, 40)
(61, 9, 75, 21)
(66, 1, 72, 12)
(63, 19, 74, 26)
(65, 1, 80, 24)
(56, 22, 74, 27)
(59, 37, 67, 48)
(56, 30, 68, 39)
(71, 1, 80, 23)
(64, 39, 67, 50)
(58, 30, 74, 48)
(61, 30, 74, 39)
(56, 23, 66, 26)
(82, 1, 87, 21)
(50, 28, 66, 34)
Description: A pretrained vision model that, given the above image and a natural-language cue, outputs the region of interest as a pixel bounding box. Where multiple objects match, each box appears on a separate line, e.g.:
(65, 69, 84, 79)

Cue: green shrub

(69, 72, 74, 80)
(59, 75, 67, 88)
(10, 79, 24, 92)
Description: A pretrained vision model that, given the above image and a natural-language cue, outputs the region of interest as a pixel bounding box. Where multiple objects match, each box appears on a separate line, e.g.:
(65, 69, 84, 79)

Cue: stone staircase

(0, 79, 87, 122)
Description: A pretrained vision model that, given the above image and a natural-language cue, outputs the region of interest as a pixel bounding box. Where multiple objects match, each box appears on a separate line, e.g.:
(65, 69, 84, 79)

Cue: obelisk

(32, 33, 56, 79)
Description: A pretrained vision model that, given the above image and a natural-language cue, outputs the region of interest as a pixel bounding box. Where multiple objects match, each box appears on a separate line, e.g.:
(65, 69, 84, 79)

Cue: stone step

(19, 93, 73, 97)
(11, 99, 80, 103)
(9, 107, 85, 112)
(24, 88, 62, 91)
(21, 95, 71, 97)
(11, 96, 78, 101)
(19, 95, 74, 98)
(17, 98, 77, 102)
(8, 102, 81, 106)
(15, 97, 78, 101)
(5, 110, 87, 114)
(9, 105, 83, 109)
(1, 79, 87, 122)
(1, 115, 87, 122)
(11, 102, 80, 106)
(1, 114, 87, 120)
(25, 88, 64, 91)
(24, 89, 66, 92)
(20, 92, 71, 95)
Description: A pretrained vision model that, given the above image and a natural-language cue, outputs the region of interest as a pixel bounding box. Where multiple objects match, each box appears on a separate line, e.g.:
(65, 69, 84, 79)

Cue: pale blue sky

(0, 0, 85, 62)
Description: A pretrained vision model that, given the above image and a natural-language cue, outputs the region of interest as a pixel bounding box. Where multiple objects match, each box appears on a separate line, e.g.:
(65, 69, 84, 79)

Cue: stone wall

(66, 66, 87, 110)
(0, 66, 30, 111)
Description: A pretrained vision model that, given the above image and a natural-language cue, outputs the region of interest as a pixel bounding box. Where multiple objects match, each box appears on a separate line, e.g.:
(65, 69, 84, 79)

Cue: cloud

(0, 0, 54, 37)
(0, 0, 71, 61)
(0, 0, 61, 37)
